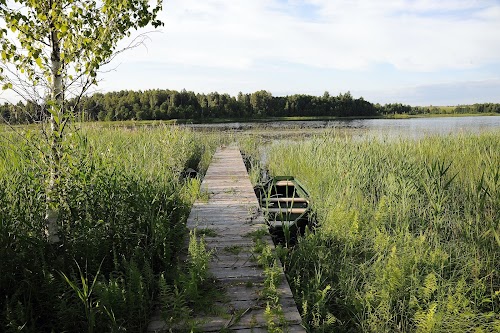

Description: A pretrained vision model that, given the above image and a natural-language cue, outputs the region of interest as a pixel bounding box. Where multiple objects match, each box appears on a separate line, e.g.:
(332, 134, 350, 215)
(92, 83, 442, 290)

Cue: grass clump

(224, 245, 243, 255)
(264, 132, 500, 332)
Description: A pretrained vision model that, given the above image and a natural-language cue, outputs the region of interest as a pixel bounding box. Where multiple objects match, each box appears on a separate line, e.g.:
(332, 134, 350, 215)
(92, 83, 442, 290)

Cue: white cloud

(99, 0, 500, 104)
(113, 0, 500, 72)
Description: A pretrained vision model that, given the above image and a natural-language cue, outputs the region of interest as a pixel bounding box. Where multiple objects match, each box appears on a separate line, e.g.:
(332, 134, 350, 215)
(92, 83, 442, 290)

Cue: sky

(4, 0, 500, 106)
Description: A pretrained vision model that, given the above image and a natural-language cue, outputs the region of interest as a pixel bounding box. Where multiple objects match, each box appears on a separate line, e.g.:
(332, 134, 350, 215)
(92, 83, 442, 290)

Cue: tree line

(1, 89, 499, 124)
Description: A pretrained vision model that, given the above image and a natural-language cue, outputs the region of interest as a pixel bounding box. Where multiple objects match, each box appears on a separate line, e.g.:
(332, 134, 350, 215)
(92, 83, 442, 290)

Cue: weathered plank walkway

(149, 146, 304, 332)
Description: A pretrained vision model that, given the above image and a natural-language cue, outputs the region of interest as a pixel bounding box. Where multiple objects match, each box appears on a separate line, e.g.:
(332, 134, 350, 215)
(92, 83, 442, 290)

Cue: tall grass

(0, 125, 219, 331)
(263, 132, 500, 332)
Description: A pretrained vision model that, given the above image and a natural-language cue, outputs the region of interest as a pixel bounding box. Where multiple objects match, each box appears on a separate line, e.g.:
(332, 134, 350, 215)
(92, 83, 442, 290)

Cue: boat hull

(254, 176, 312, 233)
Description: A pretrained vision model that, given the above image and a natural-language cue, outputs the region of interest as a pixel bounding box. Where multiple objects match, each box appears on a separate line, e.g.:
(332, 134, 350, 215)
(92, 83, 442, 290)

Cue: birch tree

(0, 0, 163, 242)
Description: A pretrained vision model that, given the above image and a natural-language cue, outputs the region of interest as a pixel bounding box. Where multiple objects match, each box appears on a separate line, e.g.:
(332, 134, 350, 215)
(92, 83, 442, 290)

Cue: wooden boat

(254, 176, 311, 232)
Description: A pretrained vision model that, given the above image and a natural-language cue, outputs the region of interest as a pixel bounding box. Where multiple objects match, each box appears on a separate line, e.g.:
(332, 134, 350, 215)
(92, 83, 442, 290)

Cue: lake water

(186, 116, 500, 139)
(330, 116, 500, 139)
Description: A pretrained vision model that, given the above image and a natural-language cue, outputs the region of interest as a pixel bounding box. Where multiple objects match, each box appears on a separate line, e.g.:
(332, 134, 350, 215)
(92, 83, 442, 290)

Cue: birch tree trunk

(45, 11, 63, 243)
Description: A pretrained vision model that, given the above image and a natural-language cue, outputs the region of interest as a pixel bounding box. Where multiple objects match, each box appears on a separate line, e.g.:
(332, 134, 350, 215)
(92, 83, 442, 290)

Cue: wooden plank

(262, 197, 309, 203)
(194, 306, 303, 331)
(275, 180, 295, 186)
(264, 207, 308, 214)
(148, 146, 305, 332)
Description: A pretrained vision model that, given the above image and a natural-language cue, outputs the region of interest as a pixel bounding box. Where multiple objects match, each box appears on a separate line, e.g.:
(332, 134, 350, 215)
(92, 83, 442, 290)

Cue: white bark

(45, 16, 63, 243)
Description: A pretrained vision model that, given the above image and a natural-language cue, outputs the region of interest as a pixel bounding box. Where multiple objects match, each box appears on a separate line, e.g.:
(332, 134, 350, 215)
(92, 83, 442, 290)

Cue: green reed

(0, 125, 220, 332)
(261, 132, 500, 332)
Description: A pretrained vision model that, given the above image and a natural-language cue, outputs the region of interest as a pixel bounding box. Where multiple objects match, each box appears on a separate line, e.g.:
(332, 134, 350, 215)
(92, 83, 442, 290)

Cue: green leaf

(2, 82, 13, 90)
(35, 57, 42, 67)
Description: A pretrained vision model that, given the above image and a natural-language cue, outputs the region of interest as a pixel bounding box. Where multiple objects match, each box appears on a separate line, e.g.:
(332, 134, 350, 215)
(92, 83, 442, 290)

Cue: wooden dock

(149, 146, 304, 332)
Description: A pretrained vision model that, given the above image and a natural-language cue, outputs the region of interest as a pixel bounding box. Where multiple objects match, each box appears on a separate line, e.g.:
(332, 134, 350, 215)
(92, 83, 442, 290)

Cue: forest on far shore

(1, 89, 499, 124)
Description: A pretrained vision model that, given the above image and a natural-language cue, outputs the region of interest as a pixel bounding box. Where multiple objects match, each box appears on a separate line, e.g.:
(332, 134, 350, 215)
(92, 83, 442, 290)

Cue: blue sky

(43, 1, 500, 105)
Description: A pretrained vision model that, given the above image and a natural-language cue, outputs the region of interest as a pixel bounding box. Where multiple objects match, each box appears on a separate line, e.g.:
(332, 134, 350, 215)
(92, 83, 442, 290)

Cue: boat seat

(263, 208, 308, 214)
(262, 197, 309, 203)
(275, 180, 295, 186)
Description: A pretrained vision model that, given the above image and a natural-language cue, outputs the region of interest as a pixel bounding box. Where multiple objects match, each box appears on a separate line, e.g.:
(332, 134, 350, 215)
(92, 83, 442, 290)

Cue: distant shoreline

(2, 112, 499, 130)
(115, 112, 500, 126)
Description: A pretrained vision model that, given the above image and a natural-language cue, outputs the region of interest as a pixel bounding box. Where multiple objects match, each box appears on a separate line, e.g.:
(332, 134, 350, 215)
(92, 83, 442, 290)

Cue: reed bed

(0, 125, 220, 332)
(262, 132, 500, 332)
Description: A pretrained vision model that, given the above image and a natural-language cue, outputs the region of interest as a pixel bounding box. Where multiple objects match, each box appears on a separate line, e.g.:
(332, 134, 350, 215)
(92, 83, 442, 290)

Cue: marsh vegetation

(244, 131, 500, 332)
(1, 120, 499, 332)
(0, 125, 221, 331)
